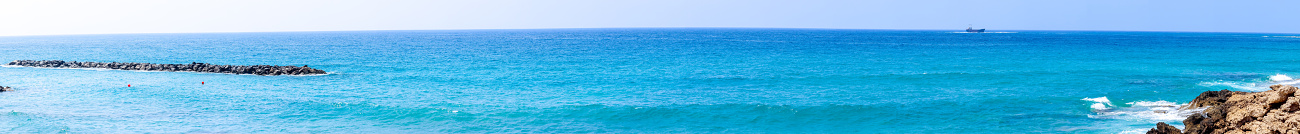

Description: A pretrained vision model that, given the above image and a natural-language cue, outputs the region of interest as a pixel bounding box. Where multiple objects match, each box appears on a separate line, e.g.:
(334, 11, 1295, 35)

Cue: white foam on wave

(1084, 97, 1205, 121)
(1199, 74, 1300, 92)
(1271, 74, 1293, 82)
(1199, 81, 1270, 91)
(1270, 74, 1300, 86)
(1082, 97, 1113, 110)
(1127, 101, 1177, 107)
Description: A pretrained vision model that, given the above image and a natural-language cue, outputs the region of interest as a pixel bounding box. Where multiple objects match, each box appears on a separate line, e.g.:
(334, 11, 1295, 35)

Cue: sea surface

(1, 28, 1299, 133)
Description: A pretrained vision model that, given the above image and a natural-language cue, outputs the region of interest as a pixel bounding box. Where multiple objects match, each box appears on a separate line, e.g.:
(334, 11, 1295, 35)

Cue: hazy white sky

(0, 0, 1296, 36)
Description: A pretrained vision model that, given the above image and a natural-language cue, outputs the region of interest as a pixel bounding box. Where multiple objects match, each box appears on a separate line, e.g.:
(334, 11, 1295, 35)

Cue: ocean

(0, 28, 1298, 133)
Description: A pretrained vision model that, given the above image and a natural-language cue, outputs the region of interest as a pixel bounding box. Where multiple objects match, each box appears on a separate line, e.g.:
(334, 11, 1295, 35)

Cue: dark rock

(1185, 89, 1243, 109)
(1175, 89, 1243, 134)
(1146, 122, 1182, 134)
(8, 60, 327, 76)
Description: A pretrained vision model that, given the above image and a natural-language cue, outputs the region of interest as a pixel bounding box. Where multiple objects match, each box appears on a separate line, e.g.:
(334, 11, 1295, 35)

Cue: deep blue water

(1, 29, 1299, 133)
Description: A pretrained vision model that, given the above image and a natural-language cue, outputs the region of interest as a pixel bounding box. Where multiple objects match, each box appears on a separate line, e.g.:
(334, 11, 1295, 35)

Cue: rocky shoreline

(7, 60, 327, 76)
(1147, 85, 1300, 134)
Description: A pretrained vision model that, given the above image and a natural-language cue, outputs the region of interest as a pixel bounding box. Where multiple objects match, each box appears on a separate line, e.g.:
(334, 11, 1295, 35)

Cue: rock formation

(1148, 85, 1300, 134)
(1148, 122, 1182, 134)
(7, 60, 326, 76)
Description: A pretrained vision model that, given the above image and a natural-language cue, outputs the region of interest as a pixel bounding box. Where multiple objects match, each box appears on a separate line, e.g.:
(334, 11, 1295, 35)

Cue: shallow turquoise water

(0, 29, 1298, 133)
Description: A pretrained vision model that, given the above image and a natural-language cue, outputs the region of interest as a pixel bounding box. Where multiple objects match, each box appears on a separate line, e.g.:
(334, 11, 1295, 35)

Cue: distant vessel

(966, 24, 985, 33)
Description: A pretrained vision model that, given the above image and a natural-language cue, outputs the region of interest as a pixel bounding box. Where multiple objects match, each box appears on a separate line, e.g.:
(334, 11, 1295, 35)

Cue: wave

(1083, 96, 1199, 133)
(1199, 74, 1300, 92)
(1083, 97, 1203, 134)
(1199, 81, 1270, 91)
(1271, 74, 1294, 81)
(1263, 36, 1300, 38)
(1082, 97, 1113, 111)
(1082, 97, 1203, 121)
(1086, 96, 1196, 133)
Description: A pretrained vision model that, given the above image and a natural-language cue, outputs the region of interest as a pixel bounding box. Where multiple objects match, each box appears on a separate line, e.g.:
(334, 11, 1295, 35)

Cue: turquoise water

(1, 29, 1299, 133)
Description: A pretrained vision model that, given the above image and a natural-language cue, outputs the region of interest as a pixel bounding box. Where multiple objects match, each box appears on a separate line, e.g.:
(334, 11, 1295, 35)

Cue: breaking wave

(1200, 74, 1300, 92)
(1084, 96, 1204, 134)
(1082, 97, 1204, 121)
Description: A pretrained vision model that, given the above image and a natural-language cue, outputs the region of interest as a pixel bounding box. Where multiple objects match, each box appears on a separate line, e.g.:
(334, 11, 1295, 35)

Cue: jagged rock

(1154, 85, 1300, 134)
(1147, 122, 1182, 134)
(7, 60, 327, 76)
(1177, 89, 1244, 134)
(1184, 90, 1244, 110)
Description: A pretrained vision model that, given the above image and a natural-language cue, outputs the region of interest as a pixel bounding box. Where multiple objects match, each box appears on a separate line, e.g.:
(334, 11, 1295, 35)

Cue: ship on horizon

(966, 24, 985, 33)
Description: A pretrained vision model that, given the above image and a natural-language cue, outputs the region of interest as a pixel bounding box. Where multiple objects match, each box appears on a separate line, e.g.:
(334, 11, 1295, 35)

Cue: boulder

(1146, 122, 1182, 134)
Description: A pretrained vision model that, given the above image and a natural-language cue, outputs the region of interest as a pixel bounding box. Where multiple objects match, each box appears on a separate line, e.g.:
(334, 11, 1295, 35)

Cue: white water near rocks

(1084, 97, 1204, 121)
(1201, 74, 1300, 92)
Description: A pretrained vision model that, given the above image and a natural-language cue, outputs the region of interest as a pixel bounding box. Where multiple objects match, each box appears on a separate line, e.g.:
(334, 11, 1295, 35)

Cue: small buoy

(202, 82, 205, 85)
(128, 84, 131, 87)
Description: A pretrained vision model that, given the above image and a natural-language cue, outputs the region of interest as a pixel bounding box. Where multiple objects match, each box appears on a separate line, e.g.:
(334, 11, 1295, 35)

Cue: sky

(0, 0, 1297, 36)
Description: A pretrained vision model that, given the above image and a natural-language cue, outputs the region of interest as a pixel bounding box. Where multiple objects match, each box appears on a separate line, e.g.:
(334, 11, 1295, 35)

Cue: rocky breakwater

(7, 60, 327, 76)
(1147, 85, 1300, 134)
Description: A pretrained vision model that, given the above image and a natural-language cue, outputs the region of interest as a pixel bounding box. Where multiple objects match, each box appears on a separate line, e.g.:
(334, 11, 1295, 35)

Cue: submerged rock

(1149, 85, 1300, 134)
(7, 60, 327, 76)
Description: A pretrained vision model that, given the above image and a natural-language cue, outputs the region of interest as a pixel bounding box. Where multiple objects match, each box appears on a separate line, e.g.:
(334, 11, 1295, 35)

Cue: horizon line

(3, 27, 1298, 37)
